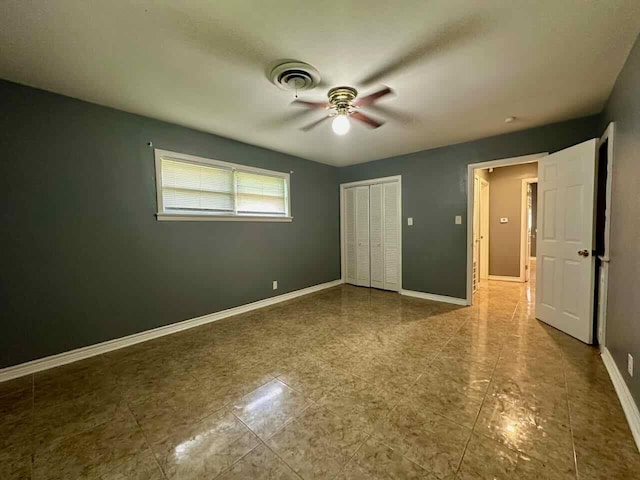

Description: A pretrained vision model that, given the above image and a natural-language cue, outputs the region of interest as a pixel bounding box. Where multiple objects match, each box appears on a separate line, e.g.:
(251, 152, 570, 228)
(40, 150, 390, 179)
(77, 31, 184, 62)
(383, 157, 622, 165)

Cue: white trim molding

(466, 152, 548, 305)
(596, 122, 615, 347)
(156, 214, 293, 222)
(601, 347, 640, 452)
(488, 275, 523, 283)
(520, 177, 538, 282)
(0, 279, 343, 384)
(339, 176, 402, 189)
(400, 289, 467, 306)
(154, 148, 292, 222)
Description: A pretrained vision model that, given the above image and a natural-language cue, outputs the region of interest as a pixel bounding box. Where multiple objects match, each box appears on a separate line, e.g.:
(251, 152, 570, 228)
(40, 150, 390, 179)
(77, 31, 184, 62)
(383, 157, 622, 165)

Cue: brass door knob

(578, 249, 590, 257)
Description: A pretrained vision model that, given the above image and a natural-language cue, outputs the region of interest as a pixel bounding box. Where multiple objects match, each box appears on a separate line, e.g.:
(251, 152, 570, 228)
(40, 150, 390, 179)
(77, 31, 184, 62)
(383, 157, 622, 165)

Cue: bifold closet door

(344, 187, 357, 285)
(383, 182, 401, 291)
(370, 184, 384, 289)
(355, 186, 371, 287)
(344, 182, 399, 290)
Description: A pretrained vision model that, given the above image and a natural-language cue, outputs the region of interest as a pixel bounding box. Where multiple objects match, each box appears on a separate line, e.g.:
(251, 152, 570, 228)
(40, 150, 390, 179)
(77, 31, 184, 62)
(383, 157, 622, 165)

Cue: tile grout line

(229, 411, 306, 480)
(452, 299, 520, 475)
(30, 373, 35, 478)
(559, 343, 581, 480)
(29, 372, 129, 463)
(342, 309, 498, 478)
(124, 402, 169, 480)
(240, 316, 453, 480)
(358, 307, 467, 431)
(210, 412, 263, 479)
(261, 440, 306, 480)
(330, 433, 371, 480)
(22, 285, 612, 479)
(456, 296, 580, 473)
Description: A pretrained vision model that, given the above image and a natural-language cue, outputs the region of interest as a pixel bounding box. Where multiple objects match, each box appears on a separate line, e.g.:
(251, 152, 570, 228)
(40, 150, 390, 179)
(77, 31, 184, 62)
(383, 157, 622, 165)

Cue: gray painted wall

(487, 163, 538, 277)
(601, 33, 640, 408)
(0, 79, 340, 368)
(339, 115, 600, 299)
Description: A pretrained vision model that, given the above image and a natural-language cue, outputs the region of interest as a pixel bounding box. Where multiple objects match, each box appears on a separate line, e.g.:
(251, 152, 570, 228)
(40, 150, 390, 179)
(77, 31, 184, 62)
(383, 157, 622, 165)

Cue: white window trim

(154, 149, 292, 222)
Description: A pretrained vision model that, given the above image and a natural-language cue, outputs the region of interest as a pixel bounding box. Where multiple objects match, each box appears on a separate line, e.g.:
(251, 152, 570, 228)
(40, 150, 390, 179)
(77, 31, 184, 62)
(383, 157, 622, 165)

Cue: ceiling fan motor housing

(328, 86, 358, 113)
(270, 61, 321, 91)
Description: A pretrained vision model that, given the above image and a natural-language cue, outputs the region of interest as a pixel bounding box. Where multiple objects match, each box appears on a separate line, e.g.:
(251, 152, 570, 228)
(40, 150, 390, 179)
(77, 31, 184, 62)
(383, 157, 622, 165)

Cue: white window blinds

(161, 159, 234, 214)
(236, 171, 287, 216)
(156, 151, 291, 221)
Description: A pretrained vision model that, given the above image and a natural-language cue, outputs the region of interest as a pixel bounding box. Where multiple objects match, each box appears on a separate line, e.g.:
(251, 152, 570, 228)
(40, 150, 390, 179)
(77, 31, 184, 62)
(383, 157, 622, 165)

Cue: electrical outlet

(455, 215, 462, 225)
(407, 217, 413, 226)
(628, 354, 634, 377)
(272, 280, 278, 290)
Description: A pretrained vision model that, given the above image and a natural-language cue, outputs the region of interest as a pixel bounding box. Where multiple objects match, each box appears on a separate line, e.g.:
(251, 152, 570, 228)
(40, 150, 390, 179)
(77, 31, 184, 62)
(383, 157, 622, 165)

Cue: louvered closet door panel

(355, 186, 371, 287)
(345, 188, 357, 285)
(383, 182, 401, 291)
(370, 184, 384, 289)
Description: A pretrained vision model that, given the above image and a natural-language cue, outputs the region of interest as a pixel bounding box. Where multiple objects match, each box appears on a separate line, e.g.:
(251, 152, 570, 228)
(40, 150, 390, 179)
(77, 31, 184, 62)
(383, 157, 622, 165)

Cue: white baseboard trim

(400, 289, 467, 306)
(488, 275, 523, 283)
(601, 347, 640, 452)
(0, 279, 344, 384)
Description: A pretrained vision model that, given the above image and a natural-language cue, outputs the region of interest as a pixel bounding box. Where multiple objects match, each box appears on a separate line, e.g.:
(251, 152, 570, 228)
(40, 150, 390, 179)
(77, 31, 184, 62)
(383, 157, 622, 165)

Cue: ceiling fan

(292, 86, 393, 135)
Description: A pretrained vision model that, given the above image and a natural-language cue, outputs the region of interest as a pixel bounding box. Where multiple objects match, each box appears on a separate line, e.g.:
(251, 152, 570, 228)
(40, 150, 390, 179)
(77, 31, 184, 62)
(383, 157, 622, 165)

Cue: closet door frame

(340, 175, 402, 291)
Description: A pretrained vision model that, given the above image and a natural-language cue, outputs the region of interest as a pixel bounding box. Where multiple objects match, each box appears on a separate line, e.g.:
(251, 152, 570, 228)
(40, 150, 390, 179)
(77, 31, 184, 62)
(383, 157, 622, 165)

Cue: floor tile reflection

(1, 277, 639, 478)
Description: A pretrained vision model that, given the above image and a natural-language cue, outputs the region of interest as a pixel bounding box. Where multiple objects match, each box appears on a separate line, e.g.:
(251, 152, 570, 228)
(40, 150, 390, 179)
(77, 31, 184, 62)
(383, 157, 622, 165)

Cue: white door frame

(466, 153, 548, 305)
(340, 175, 402, 290)
(479, 178, 490, 280)
(520, 177, 538, 282)
(597, 122, 615, 347)
(472, 176, 480, 292)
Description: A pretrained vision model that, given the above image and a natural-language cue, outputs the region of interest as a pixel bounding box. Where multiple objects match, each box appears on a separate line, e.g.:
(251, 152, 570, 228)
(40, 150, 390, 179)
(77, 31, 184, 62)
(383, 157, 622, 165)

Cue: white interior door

(383, 182, 401, 291)
(472, 177, 480, 291)
(355, 186, 371, 287)
(525, 183, 532, 282)
(370, 184, 384, 289)
(479, 179, 490, 279)
(344, 187, 357, 285)
(536, 139, 597, 344)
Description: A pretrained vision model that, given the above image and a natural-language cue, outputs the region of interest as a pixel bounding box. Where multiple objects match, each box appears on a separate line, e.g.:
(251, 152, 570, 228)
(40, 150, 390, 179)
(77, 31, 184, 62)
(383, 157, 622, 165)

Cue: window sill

(156, 213, 293, 222)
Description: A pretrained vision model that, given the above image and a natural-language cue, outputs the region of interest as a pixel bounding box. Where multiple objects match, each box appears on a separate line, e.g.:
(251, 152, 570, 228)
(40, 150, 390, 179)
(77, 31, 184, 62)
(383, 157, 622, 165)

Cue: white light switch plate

(407, 217, 413, 226)
(272, 280, 278, 290)
(500, 217, 509, 224)
(455, 216, 462, 225)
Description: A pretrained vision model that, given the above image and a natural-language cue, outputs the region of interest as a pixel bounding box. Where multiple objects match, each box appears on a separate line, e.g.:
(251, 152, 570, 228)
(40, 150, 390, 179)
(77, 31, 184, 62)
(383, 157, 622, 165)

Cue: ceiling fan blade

(364, 104, 415, 125)
(300, 115, 330, 131)
(351, 112, 384, 129)
(358, 17, 484, 87)
(292, 99, 330, 109)
(353, 86, 393, 107)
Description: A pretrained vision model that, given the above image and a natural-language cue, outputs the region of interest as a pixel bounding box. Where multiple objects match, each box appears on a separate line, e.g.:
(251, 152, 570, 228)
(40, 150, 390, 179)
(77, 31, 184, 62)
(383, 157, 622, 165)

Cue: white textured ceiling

(1, 1, 639, 166)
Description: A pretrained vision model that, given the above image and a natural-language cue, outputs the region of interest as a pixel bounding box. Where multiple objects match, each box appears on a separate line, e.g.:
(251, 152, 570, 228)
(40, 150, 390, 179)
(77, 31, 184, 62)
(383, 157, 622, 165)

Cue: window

(154, 150, 291, 221)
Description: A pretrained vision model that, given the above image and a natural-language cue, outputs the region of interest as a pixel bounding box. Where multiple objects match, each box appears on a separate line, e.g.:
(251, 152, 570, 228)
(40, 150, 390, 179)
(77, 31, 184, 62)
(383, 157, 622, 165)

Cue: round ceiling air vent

(270, 61, 321, 92)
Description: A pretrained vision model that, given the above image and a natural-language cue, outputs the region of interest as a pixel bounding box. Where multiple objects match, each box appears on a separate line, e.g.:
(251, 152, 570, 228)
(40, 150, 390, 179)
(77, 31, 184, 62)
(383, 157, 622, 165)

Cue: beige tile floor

(1, 277, 640, 479)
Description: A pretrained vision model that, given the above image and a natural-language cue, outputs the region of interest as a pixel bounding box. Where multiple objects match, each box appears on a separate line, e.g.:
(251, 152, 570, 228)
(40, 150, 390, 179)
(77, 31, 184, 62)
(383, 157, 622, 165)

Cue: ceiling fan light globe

(332, 115, 350, 135)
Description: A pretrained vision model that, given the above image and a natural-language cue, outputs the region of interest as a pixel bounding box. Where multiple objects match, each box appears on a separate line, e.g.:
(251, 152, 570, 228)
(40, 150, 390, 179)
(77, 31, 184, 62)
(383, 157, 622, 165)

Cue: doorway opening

(472, 175, 490, 293)
(594, 123, 615, 346)
(522, 177, 538, 284)
(467, 127, 615, 345)
(470, 157, 542, 299)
